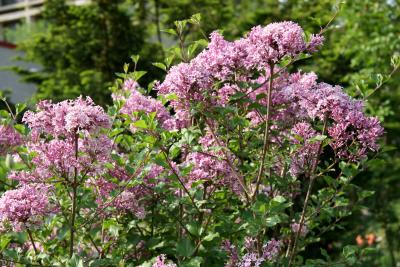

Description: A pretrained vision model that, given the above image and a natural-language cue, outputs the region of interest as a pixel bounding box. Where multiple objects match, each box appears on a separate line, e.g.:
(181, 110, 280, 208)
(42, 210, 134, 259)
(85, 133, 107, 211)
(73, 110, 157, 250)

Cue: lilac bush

(0, 20, 383, 266)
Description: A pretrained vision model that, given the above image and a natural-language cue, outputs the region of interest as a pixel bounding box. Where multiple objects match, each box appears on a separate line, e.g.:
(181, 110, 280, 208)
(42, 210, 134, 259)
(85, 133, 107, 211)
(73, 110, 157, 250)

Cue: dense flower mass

(152, 254, 177, 267)
(157, 22, 323, 125)
(156, 21, 383, 176)
(0, 185, 52, 232)
(223, 238, 282, 267)
(245, 22, 307, 66)
(0, 20, 385, 266)
(0, 125, 22, 155)
(23, 96, 110, 137)
(183, 131, 242, 193)
(119, 80, 177, 130)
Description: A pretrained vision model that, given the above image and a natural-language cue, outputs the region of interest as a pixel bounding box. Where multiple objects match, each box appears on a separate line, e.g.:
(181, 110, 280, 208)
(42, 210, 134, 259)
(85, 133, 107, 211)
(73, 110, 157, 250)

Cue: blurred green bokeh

(2, 0, 400, 265)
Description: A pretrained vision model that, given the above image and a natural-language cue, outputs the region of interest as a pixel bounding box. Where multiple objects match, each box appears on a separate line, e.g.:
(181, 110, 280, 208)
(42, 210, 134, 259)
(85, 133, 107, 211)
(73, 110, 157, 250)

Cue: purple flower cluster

(183, 131, 242, 193)
(157, 22, 322, 126)
(23, 96, 110, 138)
(223, 238, 282, 266)
(289, 122, 319, 176)
(92, 164, 167, 219)
(262, 238, 282, 260)
(291, 222, 308, 237)
(281, 72, 384, 162)
(152, 254, 177, 267)
(0, 185, 52, 232)
(155, 20, 382, 182)
(119, 80, 178, 131)
(1, 97, 117, 230)
(0, 125, 22, 155)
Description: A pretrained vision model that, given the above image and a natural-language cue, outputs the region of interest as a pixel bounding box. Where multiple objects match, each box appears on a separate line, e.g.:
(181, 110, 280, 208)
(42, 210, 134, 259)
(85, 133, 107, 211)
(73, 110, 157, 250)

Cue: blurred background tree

(3, 0, 399, 265)
(10, 0, 164, 105)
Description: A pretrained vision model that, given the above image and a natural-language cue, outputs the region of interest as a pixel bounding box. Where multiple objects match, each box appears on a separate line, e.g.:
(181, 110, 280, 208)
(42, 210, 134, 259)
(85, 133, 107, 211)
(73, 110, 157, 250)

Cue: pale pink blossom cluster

(223, 238, 282, 266)
(183, 131, 242, 193)
(280, 72, 384, 161)
(155, 21, 382, 180)
(0, 125, 22, 155)
(0, 185, 52, 232)
(262, 238, 282, 261)
(291, 222, 309, 237)
(289, 122, 319, 176)
(152, 254, 177, 267)
(92, 164, 166, 219)
(23, 96, 110, 138)
(117, 79, 178, 131)
(1, 97, 116, 230)
(157, 22, 322, 126)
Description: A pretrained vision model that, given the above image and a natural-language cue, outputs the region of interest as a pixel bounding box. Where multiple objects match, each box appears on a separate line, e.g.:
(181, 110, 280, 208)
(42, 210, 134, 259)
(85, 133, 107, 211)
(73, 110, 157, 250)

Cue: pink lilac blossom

(156, 22, 317, 126)
(244, 22, 307, 67)
(92, 164, 167, 219)
(291, 222, 308, 237)
(307, 34, 325, 53)
(239, 253, 264, 267)
(123, 79, 139, 92)
(8, 170, 47, 184)
(120, 87, 177, 131)
(289, 122, 319, 177)
(156, 21, 382, 185)
(282, 72, 384, 161)
(262, 238, 282, 260)
(0, 125, 22, 155)
(152, 254, 177, 267)
(30, 139, 78, 178)
(223, 240, 239, 267)
(23, 96, 110, 137)
(184, 131, 242, 193)
(27, 133, 112, 182)
(223, 238, 281, 266)
(0, 185, 52, 232)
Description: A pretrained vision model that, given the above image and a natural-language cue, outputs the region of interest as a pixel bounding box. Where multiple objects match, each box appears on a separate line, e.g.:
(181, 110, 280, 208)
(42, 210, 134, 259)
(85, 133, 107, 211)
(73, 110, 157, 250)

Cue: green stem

(252, 64, 274, 201)
(69, 132, 79, 258)
(27, 228, 43, 267)
(288, 114, 328, 267)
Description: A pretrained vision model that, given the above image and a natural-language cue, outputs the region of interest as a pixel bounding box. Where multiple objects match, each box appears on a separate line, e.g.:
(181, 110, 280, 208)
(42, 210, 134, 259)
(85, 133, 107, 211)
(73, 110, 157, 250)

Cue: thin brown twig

(26, 228, 43, 267)
(288, 114, 328, 267)
(252, 64, 274, 201)
(160, 147, 202, 215)
(80, 151, 151, 228)
(204, 119, 250, 201)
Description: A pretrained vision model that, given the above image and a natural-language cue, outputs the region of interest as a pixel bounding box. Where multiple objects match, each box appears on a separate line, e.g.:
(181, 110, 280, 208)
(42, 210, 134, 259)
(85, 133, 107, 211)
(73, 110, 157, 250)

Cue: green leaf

(131, 55, 140, 64)
(15, 103, 26, 115)
(161, 28, 177, 36)
(68, 254, 84, 267)
(0, 236, 10, 250)
(132, 71, 147, 81)
(186, 222, 200, 237)
(182, 257, 203, 267)
(133, 120, 147, 129)
(123, 63, 129, 73)
(202, 232, 219, 242)
(176, 237, 195, 257)
(272, 195, 286, 203)
(152, 62, 167, 71)
(309, 135, 327, 142)
(266, 215, 281, 227)
(189, 13, 202, 25)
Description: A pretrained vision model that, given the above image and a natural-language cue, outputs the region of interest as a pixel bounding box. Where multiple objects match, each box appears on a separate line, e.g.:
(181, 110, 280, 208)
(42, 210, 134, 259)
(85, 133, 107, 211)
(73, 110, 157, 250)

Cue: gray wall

(0, 46, 37, 103)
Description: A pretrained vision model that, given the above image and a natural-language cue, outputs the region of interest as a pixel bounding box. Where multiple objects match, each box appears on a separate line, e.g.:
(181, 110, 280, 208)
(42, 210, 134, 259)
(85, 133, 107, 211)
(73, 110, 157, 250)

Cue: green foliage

(4, 0, 400, 265)
(14, 0, 164, 105)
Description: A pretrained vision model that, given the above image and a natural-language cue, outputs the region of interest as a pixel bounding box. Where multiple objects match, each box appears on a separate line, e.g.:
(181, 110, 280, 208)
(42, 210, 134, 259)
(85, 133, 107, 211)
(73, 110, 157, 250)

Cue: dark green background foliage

(6, 0, 400, 265)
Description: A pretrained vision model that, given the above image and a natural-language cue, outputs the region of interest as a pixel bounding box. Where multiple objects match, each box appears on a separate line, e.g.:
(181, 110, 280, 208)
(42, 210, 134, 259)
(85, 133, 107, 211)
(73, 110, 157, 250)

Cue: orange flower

(366, 233, 376, 246)
(356, 235, 364, 246)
